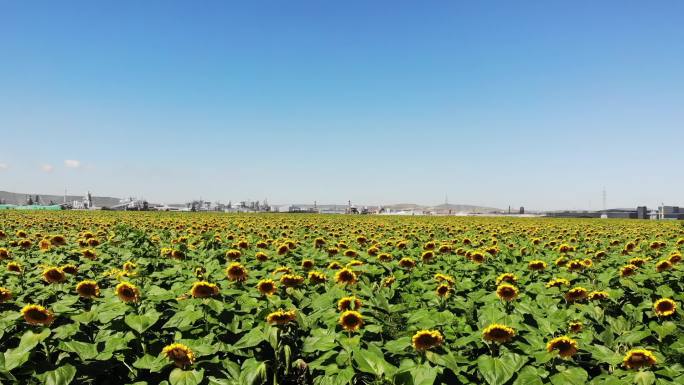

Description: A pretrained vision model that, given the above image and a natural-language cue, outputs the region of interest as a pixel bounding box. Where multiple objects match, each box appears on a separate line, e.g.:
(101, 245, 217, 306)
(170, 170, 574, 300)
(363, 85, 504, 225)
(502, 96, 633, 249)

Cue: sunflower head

(623, 349, 657, 369)
(528, 260, 547, 271)
(398, 258, 416, 269)
(568, 321, 583, 333)
(338, 296, 362, 311)
(335, 268, 357, 285)
(190, 281, 219, 298)
(655, 260, 672, 272)
(7, 262, 22, 273)
(42, 267, 67, 284)
(257, 279, 277, 296)
(338, 310, 363, 332)
(81, 249, 96, 260)
(0, 248, 9, 259)
(482, 324, 515, 343)
(266, 309, 297, 325)
(226, 249, 242, 260)
(496, 284, 519, 301)
(115, 282, 140, 303)
(280, 274, 305, 288)
(436, 283, 452, 297)
(76, 280, 100, 299)
(61, 264, 78, 275)
(226, 262, 248, 282)
(470, 252, 485, 264)
(50, 235, 67, 246)
(412, 330, 444, 351)
(546, 278, 570, 288)
(495, 273, 517, 285)
(653, 298, 677, 317)
(162, 343, 195, 368)
(301, 259, 315, 270)
(0, 287, 12, 302)
(620, 264, 638, 277)
(588, 291, 609, 301)
(21, 304, 54, 326)
(308, 271, 327, 284)
(383, 276, 396, 287)
(565, 287, 588, 303)
(546, 336, 578, 358)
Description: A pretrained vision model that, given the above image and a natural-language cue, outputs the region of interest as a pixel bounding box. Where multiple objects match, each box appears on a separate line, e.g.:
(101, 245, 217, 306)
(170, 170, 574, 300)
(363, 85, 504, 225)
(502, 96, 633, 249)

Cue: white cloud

(40, 164, 54, 173)
(64, 159, 81, 168)
(0, 163, 7, 171)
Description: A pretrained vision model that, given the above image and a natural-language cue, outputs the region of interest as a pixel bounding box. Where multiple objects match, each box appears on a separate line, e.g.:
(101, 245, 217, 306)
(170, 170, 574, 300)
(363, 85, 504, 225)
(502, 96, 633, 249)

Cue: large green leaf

(58, 340, 99, 360)
(169, 368, 204, 385)
(549, 367, 588, 385)
(125, 311, 160, 334)
(353, 348, 394, 377)
(36, 364, 77, 385)
(2, 328, 51, 371)
(477, 353, 527, 385)
(633, 371, 655, 385)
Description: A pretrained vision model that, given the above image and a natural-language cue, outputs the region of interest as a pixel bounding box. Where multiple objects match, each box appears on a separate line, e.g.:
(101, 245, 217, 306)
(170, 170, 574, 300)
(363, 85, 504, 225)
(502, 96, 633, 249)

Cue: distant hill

(0, 191, 121, 208)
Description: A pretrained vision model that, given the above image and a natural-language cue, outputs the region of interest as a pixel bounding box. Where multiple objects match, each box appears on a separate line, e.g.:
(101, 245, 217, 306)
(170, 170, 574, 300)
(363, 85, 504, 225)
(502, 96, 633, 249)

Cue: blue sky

(1, 1, 683, 210)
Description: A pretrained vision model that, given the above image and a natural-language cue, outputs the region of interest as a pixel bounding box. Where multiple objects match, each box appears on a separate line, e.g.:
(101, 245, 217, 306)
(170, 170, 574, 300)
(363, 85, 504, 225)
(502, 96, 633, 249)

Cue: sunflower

(378, 253, 393, 262)
(347, 260, 364, 267)
(273, 266, 293, 275)
(50, 235, 67, 246)
(257, 279, 277, 296)
(628, 257, 646, 267)
(39, 239, 51, 251)
(555, 257, 568, 267)
(568, 321, 583, 333)
(528, 260, 547, 271)
(42, 267, 67, 284)
(81, 249, 96, 260)
(171, 250, 185, 259)
(623, 349, 657, 369)
(655, 260, 672, 272)
(412, 330, 444, 351)
(190, 281, 219, 298)
(61, 264, 78, 275)
(398, 257, 416, 269)
(338, 296, 362, 311)
(301, 259, 315, 270)
(588, 291, 609, 301)
(327, 261, 343, 270)
(123, 261, 136, 272)
(546, 278, 570, 288)
(653, 298, 677, 317)
(421, 251, 435, 263)
(266, 309, 296, 325)
(338, 310, 363, 332)
(115, 282, 140, 303)
(19, 239, 32, 249)
(546, 336, 578, 358)
(0, 287, 12, 302)
(7, 262, 22, 273)
(482, 324, 515, 343)
(436, 283, 452, 297)
(76, 280, 100, 298)
(496, 283, 519, 301)
(495, 273, 517, 285)
(566, 259, 584, 271)
(226, 262, 248, 282)
(162, 343, 195, 368)
(620, 264, 638, 277)
(280, 274, 305, 288)
(383, 276, 396, 287)
(0, 248, 9, 259)
(582, 258, 593, 267)
(565, 287, 588, 303)
(277, 244, 289, 255)
(21, 304, 54, 326)
(226, 249, 242, 260)
(335, 268, 357, 285)
(308, 271, 327, 284)
(470, 251, 486, 264)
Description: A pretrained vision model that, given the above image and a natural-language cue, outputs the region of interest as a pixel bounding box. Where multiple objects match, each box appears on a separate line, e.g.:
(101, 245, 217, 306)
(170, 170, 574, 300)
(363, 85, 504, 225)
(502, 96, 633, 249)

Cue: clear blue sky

(1, 1, 683, 210)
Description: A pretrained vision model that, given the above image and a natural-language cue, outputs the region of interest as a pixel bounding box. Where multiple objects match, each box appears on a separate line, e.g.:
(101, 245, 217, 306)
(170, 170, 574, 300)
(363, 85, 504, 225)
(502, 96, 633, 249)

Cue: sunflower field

(0, 211, 683, 385)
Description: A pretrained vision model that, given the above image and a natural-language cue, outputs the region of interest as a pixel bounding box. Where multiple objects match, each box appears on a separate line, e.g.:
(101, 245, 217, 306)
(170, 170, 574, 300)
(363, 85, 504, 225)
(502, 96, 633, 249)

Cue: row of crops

(0, 211, 682, 384)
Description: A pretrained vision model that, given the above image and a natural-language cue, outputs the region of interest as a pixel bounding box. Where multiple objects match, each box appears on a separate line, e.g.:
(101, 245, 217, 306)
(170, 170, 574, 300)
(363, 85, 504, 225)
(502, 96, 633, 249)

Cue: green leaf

(384, 337, 412, 354)
(36, 364, 77, 385)
(477, 353, 527, 385)
(2, 328, 51, 371)
(71, 310, 97, 324)
(550, 367, 588, 385)
(169, 368, 204, 385)
(302, 333, 336, 353)
(587, 345, 623, 366)
(513, 366, 543, 385)
(231, 328, 266, 350)
(354, 348, 391, 377)
(125, 311, 160, 334)
(633, 371, 655, 385)
(410, 364, 439, 385)
(133, 354, 168, 372)
(58, 340, 99, 360)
